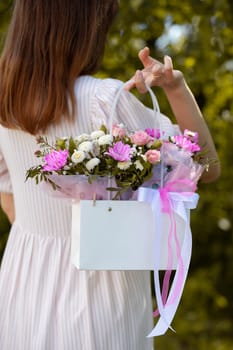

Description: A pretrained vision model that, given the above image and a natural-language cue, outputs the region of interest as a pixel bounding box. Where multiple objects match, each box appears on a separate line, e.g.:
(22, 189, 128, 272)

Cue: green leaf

(68, 137, 77, 155)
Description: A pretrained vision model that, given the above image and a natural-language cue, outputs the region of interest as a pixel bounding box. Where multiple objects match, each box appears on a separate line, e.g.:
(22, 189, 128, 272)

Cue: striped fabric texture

(0, 76, 178, 350)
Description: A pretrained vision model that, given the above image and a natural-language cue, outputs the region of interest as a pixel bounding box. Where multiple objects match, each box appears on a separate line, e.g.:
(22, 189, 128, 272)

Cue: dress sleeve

(0, 145, 13, 193)
(92, 78, 181, 137)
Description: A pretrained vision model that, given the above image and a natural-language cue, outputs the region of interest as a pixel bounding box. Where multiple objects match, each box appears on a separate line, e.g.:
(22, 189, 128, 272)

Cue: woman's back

(0, 75, 175, 237)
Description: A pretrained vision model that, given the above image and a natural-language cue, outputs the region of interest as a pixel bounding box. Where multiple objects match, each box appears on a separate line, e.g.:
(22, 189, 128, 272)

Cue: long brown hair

(0, 0, 119, 134)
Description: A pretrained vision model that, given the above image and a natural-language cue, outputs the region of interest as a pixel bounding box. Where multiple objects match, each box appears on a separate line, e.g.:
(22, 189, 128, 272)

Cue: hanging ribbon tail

(148, 220, 191, 337)
(152, 187, 176, 319)
(137, 187, 199, 337)
(137, 188, 172, 330)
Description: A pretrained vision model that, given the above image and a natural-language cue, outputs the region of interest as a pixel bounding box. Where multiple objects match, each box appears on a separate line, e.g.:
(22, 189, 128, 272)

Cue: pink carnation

(145, 128, 161, 139)
(184, 129, 199, 143)
(173, 135, 201, 153)
(107, 141, 132, 162)
(145, 149, 161, 164)
(130, 131, 152, 146)
(43, 149, 69, 171)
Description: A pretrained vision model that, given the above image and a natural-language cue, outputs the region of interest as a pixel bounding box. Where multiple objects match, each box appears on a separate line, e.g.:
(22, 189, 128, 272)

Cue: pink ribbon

(136, 179, 199, 336)
(152, 179, 196, 318)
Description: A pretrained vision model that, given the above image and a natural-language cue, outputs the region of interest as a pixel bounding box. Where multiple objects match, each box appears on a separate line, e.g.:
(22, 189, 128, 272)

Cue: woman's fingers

(134, 70, 148, 93)
(151, 63, 164, 79)
(164, 55, 173, 79)
(138, 47, 154, 68)
(124, 79, 135, 91)
(164, 55, 173, 69)
(124, 71, 147, 93)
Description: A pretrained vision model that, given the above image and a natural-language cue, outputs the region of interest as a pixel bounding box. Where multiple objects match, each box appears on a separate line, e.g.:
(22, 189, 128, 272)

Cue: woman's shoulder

(77, 75, 123, 85)
(75, 75, 124, 95)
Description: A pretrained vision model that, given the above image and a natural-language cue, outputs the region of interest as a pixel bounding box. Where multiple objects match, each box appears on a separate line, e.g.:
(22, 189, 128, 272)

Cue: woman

(0, 1, 220, 349)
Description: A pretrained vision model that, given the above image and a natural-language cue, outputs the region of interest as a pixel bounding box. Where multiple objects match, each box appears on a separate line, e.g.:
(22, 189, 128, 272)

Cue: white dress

(0, 76, 177, 350)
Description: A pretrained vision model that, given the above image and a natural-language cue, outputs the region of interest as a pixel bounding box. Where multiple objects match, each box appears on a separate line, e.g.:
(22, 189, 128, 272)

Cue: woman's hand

(125, 47, 184, 93)
(0, 193, 15, 224)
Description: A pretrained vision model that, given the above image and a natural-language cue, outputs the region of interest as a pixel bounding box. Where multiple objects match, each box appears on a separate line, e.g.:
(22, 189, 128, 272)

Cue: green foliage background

(0, 1, 232, 349)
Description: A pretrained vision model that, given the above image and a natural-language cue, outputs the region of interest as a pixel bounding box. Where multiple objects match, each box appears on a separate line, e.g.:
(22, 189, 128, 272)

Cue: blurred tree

(0, 0, 233, 348)
(0, 0, 12, 51)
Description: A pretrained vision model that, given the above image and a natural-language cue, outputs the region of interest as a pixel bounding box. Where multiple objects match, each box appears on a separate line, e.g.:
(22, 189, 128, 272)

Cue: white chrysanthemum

(98, 134, 113, 146)
(74, 133, 90, 143)
(92, 141, 101, 156)
(135, 160, 144, 171)
(85, 157, 100, 172)
(78, 141, 93, 153)
(91, 130, 105, 139)
(71, 150, 85, 164)
(117, 161, 132, 170)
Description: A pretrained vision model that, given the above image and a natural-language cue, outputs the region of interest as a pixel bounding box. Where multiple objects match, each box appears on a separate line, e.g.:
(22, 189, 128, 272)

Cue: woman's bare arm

(126, 47, 220, 182)
(162, 79, 220, 182)
(0, 193, 15, 224)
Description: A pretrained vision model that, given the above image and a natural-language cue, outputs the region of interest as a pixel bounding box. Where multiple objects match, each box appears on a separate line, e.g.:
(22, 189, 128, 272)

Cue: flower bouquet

(26, 125, 205, 200)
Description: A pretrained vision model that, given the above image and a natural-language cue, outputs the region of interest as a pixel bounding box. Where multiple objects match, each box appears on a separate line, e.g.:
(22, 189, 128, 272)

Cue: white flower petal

(74, 133, 90, 143)
(98, 134, 113, 146)
(135, 160, 144, 171)
(78, 141, 93, 153)
(91, 130, 105, 139)
(85, 158, 100, 172)
(117, 161, 132, 170)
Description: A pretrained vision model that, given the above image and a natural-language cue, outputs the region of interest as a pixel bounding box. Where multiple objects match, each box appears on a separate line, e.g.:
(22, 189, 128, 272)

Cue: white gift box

(71, 192, 191, 271)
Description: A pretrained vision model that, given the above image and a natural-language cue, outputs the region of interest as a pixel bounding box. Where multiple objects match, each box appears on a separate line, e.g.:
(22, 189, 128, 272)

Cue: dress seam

(11, 221, 70, 240)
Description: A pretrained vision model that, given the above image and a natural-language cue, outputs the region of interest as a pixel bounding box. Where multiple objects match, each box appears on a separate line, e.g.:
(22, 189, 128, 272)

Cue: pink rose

(130, 131, 151, 146)
(145, 149, 161, 164)
(112, 124, 126, 138)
